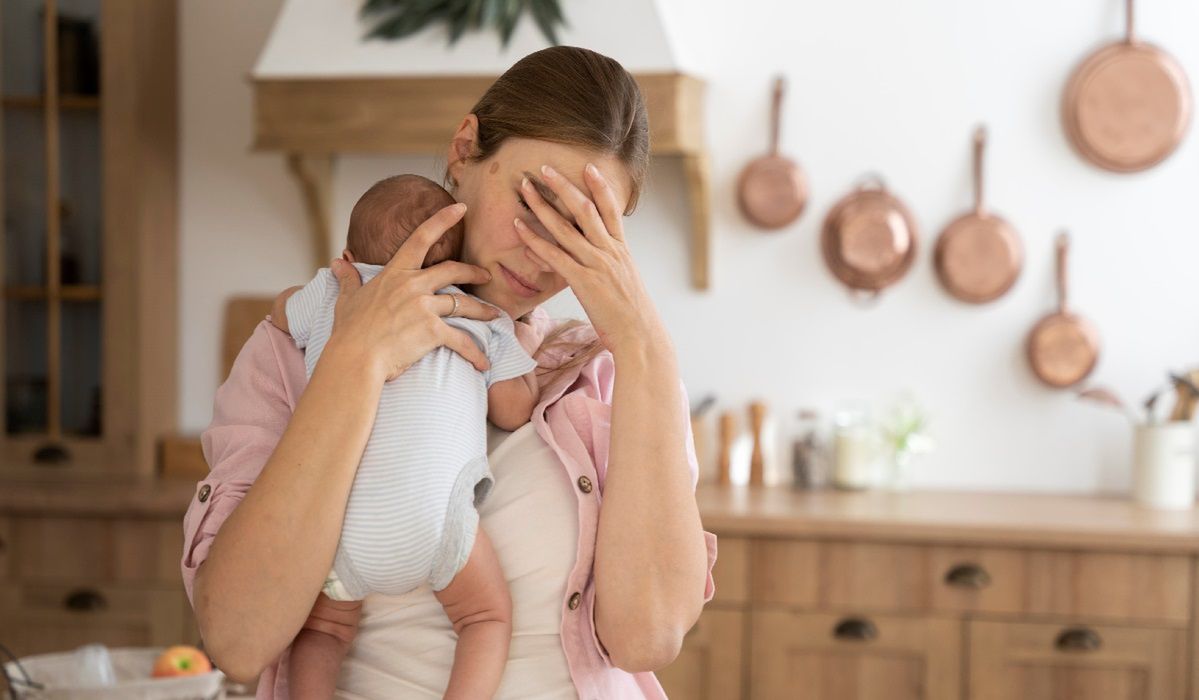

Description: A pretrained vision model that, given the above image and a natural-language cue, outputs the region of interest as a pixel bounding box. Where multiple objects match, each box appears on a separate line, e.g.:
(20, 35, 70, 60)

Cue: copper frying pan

(1026, 232, 1101, 388)
(821, 175, 919, 298)
(1062, 0, 1191, 172)
(737, 77, 809, 230)
(934, 126, 1023, 304)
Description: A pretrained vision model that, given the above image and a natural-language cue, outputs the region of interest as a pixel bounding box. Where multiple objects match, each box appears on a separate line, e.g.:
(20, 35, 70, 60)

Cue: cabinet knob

(832, 617, 877, 642)
(944, 563, 992, 590)
(63, 589, 108, 612)
(1055, 627, 1102, 652)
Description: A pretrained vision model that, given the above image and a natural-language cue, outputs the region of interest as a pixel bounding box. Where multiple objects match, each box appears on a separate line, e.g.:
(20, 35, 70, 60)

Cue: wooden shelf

(2, 94, 101, 111)
(4, 285, 101, 301)
(252, 73, 710, 290)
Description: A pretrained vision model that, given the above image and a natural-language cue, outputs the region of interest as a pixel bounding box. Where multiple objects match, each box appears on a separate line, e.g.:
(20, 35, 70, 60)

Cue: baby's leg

(433, 527, 512, 700)
(288, 593, 363, 700)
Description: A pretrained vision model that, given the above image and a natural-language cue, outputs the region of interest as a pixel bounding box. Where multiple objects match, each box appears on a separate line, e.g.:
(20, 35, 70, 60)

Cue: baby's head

(345, 174, 463, 266)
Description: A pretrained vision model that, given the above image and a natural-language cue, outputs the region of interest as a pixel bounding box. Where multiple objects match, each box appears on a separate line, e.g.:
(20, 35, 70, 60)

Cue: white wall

(180, 0, 1199, 493)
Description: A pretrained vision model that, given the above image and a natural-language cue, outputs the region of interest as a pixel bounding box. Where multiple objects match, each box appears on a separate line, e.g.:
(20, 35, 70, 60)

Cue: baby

(271, 174, 541, 699)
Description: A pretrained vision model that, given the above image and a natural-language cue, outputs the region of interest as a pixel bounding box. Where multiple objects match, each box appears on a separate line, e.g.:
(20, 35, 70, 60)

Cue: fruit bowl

(2, 647, 224, 699)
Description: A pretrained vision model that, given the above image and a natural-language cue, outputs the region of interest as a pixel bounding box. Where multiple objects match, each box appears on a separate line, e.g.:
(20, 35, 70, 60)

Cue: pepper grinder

(717, 411, 736, 486)
(748, 400, 766, 486)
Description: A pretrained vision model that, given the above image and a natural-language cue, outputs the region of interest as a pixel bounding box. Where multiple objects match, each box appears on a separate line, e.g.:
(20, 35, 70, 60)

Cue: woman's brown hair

(447, 46, 651, 381)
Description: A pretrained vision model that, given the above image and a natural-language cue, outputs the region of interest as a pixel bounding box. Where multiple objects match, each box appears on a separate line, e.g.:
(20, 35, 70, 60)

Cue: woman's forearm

(594, 332, 708, 671)
(194, 343, 381, 680)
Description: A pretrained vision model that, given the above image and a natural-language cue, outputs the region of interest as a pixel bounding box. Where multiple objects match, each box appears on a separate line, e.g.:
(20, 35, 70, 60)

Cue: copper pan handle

(769, 76, 785, 155)
(856, 172, 888, 192)
(973, 125, 988, 215)
(849, 288, 883, 306)
(1126, 0, 1136, 44)
(1055, 231, 1070, 312)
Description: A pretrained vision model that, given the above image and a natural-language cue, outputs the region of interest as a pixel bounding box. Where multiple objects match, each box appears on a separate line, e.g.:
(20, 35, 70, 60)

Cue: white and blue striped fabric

(286, 263, 536, 597)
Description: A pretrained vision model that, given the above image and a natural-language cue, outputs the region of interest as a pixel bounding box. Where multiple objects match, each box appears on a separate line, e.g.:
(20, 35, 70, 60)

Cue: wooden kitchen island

(660, 485, 1199, 700)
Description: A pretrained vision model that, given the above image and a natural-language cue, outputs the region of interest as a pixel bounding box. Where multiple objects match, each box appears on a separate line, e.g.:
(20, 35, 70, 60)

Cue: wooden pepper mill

(748, 400, 766, 486)
(717, 411, 736, 486)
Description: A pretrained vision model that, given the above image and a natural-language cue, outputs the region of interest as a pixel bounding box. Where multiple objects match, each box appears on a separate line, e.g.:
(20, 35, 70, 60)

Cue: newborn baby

(272, 174, 542, 699)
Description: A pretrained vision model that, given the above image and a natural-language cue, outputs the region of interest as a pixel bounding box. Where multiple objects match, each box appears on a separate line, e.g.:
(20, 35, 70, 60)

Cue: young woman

(181, 46, 717, 699)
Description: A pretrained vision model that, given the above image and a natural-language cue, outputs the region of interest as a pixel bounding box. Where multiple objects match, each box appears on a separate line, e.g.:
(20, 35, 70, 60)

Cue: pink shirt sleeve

(180, 320, 304, 604)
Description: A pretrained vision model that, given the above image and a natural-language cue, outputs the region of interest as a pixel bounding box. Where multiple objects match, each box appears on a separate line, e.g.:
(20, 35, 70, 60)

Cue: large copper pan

(934, 126, 1023, 304)
(821, 176, 918, 298)
(1062, 0, 1191, 172)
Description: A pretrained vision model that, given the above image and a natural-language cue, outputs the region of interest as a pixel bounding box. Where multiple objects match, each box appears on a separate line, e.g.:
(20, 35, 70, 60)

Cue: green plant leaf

(529, 0, 560, 44)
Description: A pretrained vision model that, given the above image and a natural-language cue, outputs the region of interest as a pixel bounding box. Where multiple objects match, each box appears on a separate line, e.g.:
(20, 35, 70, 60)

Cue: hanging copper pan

(737, 76, 809, 230)
(821, 176, 918, 297)
(1062, 0, 1191, 172)
(1026, 232, 1101, 388)
(934, 125, 1023, 304)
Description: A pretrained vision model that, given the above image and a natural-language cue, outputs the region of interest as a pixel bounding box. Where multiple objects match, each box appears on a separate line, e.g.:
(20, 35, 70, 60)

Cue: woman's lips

(500, 264, 541, 297)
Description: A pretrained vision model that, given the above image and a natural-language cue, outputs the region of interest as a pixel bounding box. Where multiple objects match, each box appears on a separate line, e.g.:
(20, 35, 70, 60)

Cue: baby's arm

(269, 286, 303, 335)
(288, 594, 363, 700)
(487, 320, 542, 430)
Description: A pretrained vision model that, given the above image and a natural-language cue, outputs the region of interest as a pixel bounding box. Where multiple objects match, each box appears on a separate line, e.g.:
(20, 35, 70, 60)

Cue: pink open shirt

(180, 306, 718, 699)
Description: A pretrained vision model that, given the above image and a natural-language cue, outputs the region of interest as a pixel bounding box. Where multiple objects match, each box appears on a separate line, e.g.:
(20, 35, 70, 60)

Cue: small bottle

(791, 409, 825, 489)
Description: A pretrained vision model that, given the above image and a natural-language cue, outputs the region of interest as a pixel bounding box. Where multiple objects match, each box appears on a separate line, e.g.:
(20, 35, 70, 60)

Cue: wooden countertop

(697, 485, 1199, 554)
(0, 473, 198, 517)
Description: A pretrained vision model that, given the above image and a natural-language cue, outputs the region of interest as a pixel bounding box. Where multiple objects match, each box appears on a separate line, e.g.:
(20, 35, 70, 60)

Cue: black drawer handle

(63, 589, 108, 612)
(944, 563, 992, 590)
(1055, 627, 1102, 652)
(832, 617, 877, 642)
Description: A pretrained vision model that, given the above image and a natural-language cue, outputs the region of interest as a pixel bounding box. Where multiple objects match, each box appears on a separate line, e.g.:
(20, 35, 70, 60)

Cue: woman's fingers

(385, 202, 468, 271)
(538, 165, 613, 250)
(520, 176, 597, 266)
(515, 217, 584, 282)
(439, 325, 490, 372)
(583, 163, 626, 243)
(432, 290, 500, 321)
(421, 259, 493, 294)
(330, 258, 363, 295)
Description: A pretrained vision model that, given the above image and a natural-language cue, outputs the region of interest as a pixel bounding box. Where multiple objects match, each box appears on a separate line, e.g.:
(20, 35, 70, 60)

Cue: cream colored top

(334, 421, 580, 699)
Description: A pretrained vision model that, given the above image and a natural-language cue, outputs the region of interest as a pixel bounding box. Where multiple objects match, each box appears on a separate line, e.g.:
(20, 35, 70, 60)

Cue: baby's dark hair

(346, 174, 464, 266)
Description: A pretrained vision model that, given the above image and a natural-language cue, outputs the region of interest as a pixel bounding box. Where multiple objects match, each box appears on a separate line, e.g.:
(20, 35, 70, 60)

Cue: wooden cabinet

(968, 620, 1186, 700)
(0, 0, 178, 475)
(657, 488, 1199, 699)
(751, 610, 960, 700)
(0, 479, 198, 657)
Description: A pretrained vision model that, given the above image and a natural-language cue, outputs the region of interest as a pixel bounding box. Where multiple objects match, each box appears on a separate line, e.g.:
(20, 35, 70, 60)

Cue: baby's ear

(341, 249, 356, 263)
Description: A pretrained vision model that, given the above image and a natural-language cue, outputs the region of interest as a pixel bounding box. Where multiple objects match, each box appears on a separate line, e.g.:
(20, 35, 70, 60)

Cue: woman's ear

(446, 114, 480, 184)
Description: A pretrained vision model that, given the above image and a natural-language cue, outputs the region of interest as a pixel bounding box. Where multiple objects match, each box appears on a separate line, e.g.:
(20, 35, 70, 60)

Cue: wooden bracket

(681, 153, 711, 290)
(285, 153, 335, 268)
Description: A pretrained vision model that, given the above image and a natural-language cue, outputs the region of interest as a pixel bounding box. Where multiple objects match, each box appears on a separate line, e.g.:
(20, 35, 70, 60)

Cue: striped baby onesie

(285, 263, 537, 598)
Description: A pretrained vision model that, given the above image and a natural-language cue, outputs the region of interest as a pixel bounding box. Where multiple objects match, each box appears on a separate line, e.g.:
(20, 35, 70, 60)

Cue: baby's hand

(513, 319, 544, 359)
(270, 286, 303, 335)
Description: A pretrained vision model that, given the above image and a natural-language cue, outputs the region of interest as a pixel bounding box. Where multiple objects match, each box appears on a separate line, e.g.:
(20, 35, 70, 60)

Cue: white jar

(1132, 422, 1197, 510)
(831, 405, 876, 490)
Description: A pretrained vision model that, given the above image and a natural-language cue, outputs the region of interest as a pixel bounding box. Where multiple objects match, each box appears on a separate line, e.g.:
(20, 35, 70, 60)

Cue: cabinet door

(0, 583, 187, 657)
(657, 608, 744, 699)
(968, 620, 1186, 700)
(751, 610, 960, 700)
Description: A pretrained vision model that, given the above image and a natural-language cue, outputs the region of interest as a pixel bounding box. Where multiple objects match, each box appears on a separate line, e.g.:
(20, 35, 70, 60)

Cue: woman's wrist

(610, 322, 677, 374)
(318, 334, 389, 387)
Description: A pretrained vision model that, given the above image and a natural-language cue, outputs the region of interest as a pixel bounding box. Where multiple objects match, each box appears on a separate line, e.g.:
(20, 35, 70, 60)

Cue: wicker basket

(2, 647, 224, 700)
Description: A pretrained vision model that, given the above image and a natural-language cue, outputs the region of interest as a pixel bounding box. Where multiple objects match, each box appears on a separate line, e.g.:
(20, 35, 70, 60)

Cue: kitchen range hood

(252, 0, 710, 289)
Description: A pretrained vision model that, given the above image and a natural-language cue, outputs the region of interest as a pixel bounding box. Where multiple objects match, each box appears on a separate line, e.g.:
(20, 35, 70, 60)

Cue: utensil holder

(1133, 422, 1197, 510)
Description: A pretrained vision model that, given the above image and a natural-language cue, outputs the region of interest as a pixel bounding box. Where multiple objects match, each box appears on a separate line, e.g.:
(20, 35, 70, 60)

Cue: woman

(181, 46, 717, 699)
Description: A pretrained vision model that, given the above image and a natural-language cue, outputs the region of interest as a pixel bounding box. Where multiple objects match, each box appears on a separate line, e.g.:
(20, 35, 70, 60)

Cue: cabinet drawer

(657, 607, 745, 700)
(968, 619, 1186, 700)
(752, 539, 1192, 625)
(0, 583, 189, 658)
(11, 516, 184, 585)
(930, 546, 1191, 625)
(751, 609, 960, 700)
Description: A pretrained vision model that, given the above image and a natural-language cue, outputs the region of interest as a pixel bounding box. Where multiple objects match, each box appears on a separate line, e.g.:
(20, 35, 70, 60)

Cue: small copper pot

(1026, 232, 1101, 388)
(821, 175, 919, 297)
(1062, 0, 1191, 172)
(737, 77, 809, 230)
(934, 125, 1023, 304)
